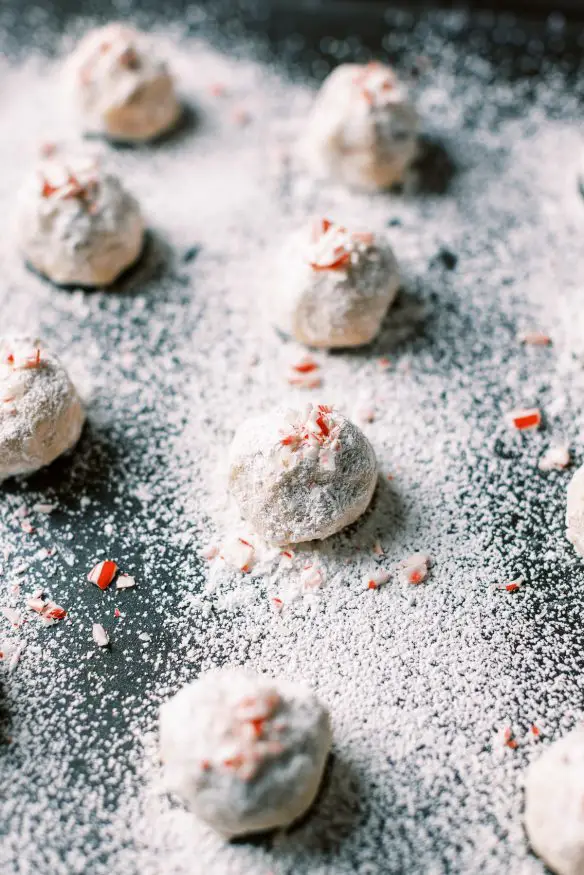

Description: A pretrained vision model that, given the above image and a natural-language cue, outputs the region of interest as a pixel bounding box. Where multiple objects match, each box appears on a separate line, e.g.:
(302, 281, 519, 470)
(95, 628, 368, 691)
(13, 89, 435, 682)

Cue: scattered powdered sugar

(1, 7, 584, 875)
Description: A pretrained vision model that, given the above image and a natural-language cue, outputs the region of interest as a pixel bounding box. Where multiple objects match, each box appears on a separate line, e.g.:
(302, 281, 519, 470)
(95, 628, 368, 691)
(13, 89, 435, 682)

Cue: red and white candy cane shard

(88, 560, 118, 590)
(116, 574, 136, 590)
(508, 407, 541, 431)
(518, 331, 551, 346)
(364, 569, 390, 590)
(538, 445, 570, 471)
(92, 623, 110, 647)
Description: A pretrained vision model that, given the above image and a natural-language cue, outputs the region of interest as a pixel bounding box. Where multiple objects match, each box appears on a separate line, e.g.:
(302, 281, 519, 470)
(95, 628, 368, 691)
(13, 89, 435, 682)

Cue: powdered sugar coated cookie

(0, 337, 85, 482)
(525, 727, 584, 875)
(65, 23, 181, 142)
(228, 404, 377, 545)
(271, 217, 399, 348)
(301, 61, 418, 191)
(17, 153, 144, 287)
(159, 667, 331, 838)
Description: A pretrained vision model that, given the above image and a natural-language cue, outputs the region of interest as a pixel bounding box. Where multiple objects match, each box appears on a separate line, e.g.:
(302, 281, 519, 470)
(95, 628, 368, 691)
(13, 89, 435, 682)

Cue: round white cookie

(65, 23, 181, 142)
(301, 61, 418, 191)
(271, 217, 399, 348)
(566, 464, 584, 558)
(159, 667, 332, 838)
(228, 404, 377, 545)
(525, 727, 584, 875)
(17, 154, 144, 287)
(0, 337, 85, 482)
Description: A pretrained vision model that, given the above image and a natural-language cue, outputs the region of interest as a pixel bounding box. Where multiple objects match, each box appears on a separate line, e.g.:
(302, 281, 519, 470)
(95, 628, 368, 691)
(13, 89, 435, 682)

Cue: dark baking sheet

(1, 3, 584, 875)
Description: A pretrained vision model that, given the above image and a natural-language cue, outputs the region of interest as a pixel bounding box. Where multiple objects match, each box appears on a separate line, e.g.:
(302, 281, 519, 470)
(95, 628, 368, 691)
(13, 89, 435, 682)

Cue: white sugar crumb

(0, 8, 583, 875)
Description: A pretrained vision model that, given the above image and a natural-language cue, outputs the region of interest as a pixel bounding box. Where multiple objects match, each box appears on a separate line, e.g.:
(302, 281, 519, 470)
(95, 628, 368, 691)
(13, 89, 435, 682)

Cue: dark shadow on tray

(411, 134, 457, 196)
(325, 285, 430, 362)
(0, 419, 123, 508)
(230, 752, 362, 851)
(85, 102, 200, 151)
(307, 475, 407, 564)
(0, 681, 10, 745)
(25, 229, 171, 297)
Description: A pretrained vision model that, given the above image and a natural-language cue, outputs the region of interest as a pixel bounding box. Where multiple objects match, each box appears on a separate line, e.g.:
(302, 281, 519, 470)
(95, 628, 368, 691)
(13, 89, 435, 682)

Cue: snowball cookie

(301, 61, 418, 191)
(272, 217, 399, 348)
(228, 404, 377, 544)
(159, 667, 332, 838)
(65, 23, 181, 142)
(17, 154, 144, 287)
(0, 337, 85, 481)
(524, 727, 584, 875)
(566, 464, 584, 558)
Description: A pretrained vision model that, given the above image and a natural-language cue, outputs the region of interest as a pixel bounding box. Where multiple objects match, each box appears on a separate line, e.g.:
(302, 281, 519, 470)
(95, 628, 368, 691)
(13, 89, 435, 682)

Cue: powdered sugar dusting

(1, 7, 584, 875)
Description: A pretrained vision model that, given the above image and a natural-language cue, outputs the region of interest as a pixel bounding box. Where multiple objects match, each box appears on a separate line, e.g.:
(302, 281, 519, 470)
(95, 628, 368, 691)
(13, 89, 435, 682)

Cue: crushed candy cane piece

(201, 543, 219, 561)
(538, 444, 570, 471)
(88, 560, 118, 590)
(531, 724, 541, 738)
(290, 356, 319, 374)
(271, 597, 284, 610)
(221, 536, 255, 573)
(398, 553, 430, 585)
(92, 623, 110, 647)
(378, 357, 392, 370)
(508, 407, 541, 431)
(518, 331, 551, 346)
(27, 596, 67, 624)
(32, 502, 57, 514)
(300, 564, 324, 591)
(116, 574, 136, 590)
(503, 727, 518, 750)
(20, 520, 35, 534)
(308, 218, 375, 271)
(1, 607, 22, 627)
(8, 640, 25, 673)
(495, 576, 524, 593)
(114, 608, 121, 618)
(364, 569, 391, 590)
(353, 62, 399, 108)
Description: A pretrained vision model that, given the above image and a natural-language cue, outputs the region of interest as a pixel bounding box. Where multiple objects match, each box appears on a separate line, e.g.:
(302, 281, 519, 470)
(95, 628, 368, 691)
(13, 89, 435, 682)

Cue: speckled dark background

(1, 2, 584, 873)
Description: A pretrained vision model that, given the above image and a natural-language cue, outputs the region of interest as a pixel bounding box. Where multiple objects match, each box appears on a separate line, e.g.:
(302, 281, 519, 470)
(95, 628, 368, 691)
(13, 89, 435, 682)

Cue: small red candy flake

(531, 724, 540, 738)
(291, 357, 319, 375)
(508, 407, 541, 431)
(27, 596, 67, 624)
(88, 560, 118, 590)
(311, 217, 332, 243)
(114, 607, 121, 619)
(364, 569, 390, 591)
(398, 553, 430, 585)
(271, 597, 284, 611)
(503, 727, 518, 750)
(41, 179, 59, 198)
(378, 357, 392, 370)
(538, 444, 570, 472)
(518, 331, 551, 347)
(20, 520, 35, 535)
(287, 357, 322, 389)
(221, 536, 255, 573)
